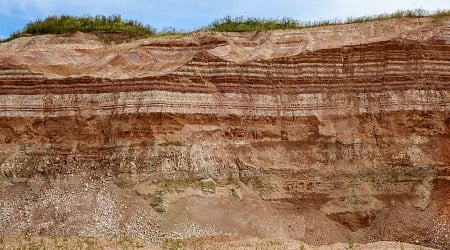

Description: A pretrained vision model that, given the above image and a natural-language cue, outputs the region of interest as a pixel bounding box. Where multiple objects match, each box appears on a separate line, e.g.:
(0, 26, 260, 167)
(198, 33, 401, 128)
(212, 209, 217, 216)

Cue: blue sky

(0, 0, 448, 39)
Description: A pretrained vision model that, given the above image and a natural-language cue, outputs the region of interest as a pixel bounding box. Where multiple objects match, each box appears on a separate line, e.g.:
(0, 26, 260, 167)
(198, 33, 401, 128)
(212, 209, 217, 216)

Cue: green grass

(1, 9, 449, 42)
(3, 14, 156, 42)
(162, 238, 186, 250)
(205, 9, 450, 32)
(206, 16, 302, 32)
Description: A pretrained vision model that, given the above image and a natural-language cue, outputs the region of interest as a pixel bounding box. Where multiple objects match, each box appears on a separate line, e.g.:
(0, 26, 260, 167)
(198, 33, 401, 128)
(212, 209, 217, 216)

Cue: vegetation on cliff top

(206, 9, 450, 32)
(5, 15, 156, 42)
(1, 9, 449, 42)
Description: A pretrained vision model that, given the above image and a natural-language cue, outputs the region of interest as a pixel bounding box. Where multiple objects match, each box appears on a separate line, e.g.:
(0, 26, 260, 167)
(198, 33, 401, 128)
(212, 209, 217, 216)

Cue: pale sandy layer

(0, 89, 447, 117)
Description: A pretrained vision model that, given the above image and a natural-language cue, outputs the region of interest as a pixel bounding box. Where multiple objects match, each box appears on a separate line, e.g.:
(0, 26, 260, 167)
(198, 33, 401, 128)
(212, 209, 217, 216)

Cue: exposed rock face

(0, 17, 449, 248)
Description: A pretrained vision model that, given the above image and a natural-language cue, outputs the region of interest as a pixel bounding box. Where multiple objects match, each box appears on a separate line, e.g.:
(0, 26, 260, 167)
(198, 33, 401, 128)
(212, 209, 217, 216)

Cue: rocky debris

(231, 186, 243, 200)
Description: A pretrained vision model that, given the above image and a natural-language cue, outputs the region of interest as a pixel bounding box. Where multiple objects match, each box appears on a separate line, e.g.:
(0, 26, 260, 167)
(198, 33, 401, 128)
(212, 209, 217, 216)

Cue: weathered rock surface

(0, 17, 449, 248)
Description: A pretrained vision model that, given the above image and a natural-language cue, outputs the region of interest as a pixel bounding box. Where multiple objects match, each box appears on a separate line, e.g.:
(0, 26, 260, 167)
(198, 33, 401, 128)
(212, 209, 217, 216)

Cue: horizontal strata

(0, 74, 448, 95)
(0, 40, 449, 95)
(0, 89, 447, 117)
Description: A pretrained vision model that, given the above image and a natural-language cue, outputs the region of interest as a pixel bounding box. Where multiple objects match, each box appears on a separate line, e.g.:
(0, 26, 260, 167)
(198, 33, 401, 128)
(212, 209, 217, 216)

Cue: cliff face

(0, 17, 449, 248)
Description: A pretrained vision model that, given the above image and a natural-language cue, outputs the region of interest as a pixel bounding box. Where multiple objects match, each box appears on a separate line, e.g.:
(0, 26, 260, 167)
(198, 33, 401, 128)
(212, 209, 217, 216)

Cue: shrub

(8, 14, 156, 40)
(207, 16, 301, 32)
(205, 8, 450, 32)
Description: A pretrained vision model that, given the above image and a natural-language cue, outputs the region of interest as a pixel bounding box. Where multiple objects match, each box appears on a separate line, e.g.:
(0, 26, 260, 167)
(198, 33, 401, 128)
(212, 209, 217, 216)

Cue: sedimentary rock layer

(0, 17, 449, 248)
(0, 38, 448, 119)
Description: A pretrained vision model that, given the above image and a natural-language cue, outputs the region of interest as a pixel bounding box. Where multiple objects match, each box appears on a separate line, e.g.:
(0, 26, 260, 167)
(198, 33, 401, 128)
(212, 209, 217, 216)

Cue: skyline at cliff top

(0, 0, 448, 39)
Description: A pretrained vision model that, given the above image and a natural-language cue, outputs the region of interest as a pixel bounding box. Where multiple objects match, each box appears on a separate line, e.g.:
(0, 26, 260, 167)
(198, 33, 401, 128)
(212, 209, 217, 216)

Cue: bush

(8, 14, 156, 40)
(205, 8, 450, 32)
(207, 16, 301, 32)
